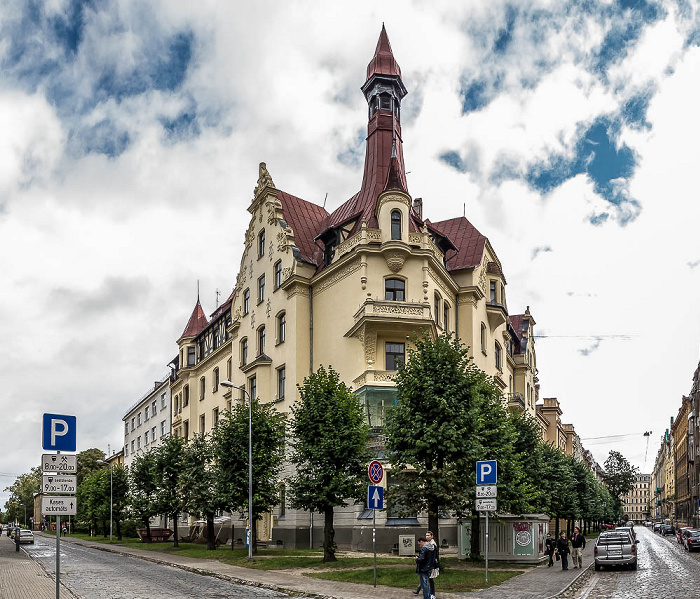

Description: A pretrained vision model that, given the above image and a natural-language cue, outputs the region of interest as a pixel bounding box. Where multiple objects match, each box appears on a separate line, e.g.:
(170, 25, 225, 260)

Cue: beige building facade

(621, 474, 651, 523)
(167, 26, 546, 549)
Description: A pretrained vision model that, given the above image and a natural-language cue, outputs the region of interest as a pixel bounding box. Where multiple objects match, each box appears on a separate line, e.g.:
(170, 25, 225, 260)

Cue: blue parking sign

(42, 413, 77, 451)
(476, 460, 497, 485)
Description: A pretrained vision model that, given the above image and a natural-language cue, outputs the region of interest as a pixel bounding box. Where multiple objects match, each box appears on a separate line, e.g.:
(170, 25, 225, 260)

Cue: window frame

(274, 260, 282, 289)
(258, 325, 266, 356)
(199, 376, 206, 400)
(390, 209, 402, 240)
(384, 278, 406, 301)
(258, 274, 265, 304)
(277, 365, 286, 400)
(249, 375, 257, 400)
(385, 341, 406, 371)
(434, 293, 441, 326)
(241, 337, 248, 366)
(258, 229, 266, 259)
(243, 289, 250, 315)
(480, 322, 487, 354)
(495, 341, 502, 371)
(277, 311, 286, 344)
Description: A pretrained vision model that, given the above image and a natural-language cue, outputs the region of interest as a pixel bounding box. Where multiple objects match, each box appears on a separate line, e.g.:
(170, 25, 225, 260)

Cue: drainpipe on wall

(309, 285, 313, 375)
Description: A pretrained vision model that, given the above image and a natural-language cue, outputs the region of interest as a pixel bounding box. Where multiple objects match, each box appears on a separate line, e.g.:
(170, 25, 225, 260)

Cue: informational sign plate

(476, 485, 497, 498)
(42, 453, 77, 474)
(476, 460, 498, 485)
(41, 496, 77, 516)
(42, 413, 77, 451)
(475, 498, 497, 512)
(367, 485, 384, 510)
(42, 475, 77, 495)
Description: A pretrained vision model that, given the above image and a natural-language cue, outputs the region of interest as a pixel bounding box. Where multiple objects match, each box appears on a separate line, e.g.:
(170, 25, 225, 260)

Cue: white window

(137, 436, 141, 449)
(131, 440, 135, 452)
(152, 426, 157, 441)
(161, 420, 166, 436)
(124, 445, 128, 456)
(131, 417, 135, 431)
(145, 431, 149, 445)
(152, 400, 158, 414)
(137, 412, 142, 427)
(161, 393, 166, 409)
(145, 406, 150, 420)
(125, 423, 129, 435)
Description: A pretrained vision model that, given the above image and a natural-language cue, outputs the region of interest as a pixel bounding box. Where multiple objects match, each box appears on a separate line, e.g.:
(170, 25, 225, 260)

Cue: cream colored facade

(621, 474, 651, 523)
(166, 27, 547, 550)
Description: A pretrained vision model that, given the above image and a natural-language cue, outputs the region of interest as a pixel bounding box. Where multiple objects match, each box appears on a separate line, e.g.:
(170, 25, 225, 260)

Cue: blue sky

(1, 0, 699, 507)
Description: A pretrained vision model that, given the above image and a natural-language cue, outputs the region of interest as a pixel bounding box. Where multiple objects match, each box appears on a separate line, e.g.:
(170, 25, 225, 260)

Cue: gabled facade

(168, 26, 544, 549)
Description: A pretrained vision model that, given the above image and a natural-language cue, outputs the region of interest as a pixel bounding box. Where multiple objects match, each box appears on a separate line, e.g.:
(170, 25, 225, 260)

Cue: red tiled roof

(427, 217, 487, 271)
(277, 190, 329, 266)
(209, 289, 234, 321)
(179, 300, 208, 340)
(510, 314, 525, 342)
(366, 24, 401, 79)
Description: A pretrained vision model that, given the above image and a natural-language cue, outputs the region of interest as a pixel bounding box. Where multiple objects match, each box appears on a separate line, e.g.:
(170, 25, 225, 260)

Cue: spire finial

(197, 279, 200, 303)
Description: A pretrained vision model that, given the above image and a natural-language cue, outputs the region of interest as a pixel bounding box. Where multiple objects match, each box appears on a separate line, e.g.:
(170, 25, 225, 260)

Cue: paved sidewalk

(0, 534, 72, 599)
(30, 532, 592, 599)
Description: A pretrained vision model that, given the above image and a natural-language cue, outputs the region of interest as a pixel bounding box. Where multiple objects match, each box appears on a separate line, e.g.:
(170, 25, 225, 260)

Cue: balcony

(486, 301, 507, 330)
(345, 299, 435, 340)
(507, 392, 526, 411)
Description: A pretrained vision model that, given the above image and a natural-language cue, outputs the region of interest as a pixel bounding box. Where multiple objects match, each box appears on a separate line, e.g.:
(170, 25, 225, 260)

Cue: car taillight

(631, 544, 636, 554)
(594, 546, 598, 555)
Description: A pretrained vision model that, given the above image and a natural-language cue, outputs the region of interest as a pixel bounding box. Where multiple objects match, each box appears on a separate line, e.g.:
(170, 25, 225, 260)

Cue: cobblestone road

(560, 525, 700, 599)
(25, 536, 288, 599)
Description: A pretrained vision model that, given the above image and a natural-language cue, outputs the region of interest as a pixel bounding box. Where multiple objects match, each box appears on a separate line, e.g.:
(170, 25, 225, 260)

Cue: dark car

(660, 524, 675, 536)
(684, 530, 700, 551)
(653, 522, 662, 533)
(678, 526, 693, 543)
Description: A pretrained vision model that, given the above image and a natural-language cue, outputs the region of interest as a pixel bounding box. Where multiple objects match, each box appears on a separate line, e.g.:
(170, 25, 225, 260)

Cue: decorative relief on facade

(268, 241, 274, 261)
(364, 329, 377, 367)
(276, 230, 288, 253)
(336, 232, 362, 257)
(376, 192, 411, 215)
(353, 373, 367, 388)
(372, 303, 424, 316)
(266, 197, 282, 225)
(373, 372, 396, 382)
(428, 268, 453, 299)
(245, 224, 254, 249)
(249, 260, 254, 279)
(384, 252, 405, 273)
(367, 229, 382, 241)
(266, 299, 271, 318)
(286, 282, 310, 299)
(314, 259, 362, 295)
(282, 266, 293, 281)
(253, 162, 275, 198)
(250, 311, 256, 329)
(478, 256, 489, 295)
(408, 233, 422, 245)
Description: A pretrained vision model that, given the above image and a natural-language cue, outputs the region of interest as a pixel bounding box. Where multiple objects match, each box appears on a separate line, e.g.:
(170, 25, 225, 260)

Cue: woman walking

(555, 531, 570, 571)
(545, 532, 556, 567)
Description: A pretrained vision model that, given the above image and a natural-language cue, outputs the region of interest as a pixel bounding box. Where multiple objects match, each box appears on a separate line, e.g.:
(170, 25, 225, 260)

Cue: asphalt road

(24, 536, 288, 599)
(563, 524, 700, 599)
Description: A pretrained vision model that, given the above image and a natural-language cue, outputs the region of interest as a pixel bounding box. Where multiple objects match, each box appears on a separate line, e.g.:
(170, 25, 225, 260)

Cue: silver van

(594, 531, 639, 570)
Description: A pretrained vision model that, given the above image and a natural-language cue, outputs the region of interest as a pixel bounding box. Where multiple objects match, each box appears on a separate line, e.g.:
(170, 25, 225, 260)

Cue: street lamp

(221, 379, 253, 562)
(97, 460, 113, 542)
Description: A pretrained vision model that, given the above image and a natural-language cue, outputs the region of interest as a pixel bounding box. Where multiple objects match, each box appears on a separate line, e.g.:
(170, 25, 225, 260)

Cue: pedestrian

(414, 537, 435, 599)
(545, 532, 556, 567)
(555, 531, 570, 570)
(570, 526, 586, 569)
(413, 531, 439, 598)
(15, 527, 21, 552)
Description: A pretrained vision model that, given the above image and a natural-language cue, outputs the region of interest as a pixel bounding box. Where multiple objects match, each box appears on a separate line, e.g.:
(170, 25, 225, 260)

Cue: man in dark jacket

(414, 537, 435, 599)
(545, 532, 556, 566)
(570, 527, 586, 569)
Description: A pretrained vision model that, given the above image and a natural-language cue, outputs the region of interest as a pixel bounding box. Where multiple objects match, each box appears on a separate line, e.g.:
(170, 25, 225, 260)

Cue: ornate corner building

(168, 27, 541, 549)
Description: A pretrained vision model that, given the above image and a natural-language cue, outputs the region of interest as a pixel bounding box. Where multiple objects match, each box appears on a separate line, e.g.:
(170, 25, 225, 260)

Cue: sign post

(367, 460, 384, 588)
(476, 460, 498, 584)
(42, 413, 77, 599)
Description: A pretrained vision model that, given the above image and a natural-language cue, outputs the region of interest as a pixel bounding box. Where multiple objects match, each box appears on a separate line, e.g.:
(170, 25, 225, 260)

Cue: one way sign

(367, 485, 384, 510)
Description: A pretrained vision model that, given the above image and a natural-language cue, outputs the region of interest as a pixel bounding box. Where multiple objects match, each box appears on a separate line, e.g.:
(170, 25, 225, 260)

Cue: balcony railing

(507, 392, 525, 409)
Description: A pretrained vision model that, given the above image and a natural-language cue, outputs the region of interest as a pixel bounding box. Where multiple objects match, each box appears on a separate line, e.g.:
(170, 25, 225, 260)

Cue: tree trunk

(322, 506, 337, 562)
(145, 518, 152, 541)
(172, 512, 179, 548)
(231, 517, 235, 551)
(252, 515, 258, 555)
(206, 514, 215, 550)
(470, 512, 481, 559)
(116, 519, 122, 541)
(427, 498, 440, 544)
(554, 515, 560, 538)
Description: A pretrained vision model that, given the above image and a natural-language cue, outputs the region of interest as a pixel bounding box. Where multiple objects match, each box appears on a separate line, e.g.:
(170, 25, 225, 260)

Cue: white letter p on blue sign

(42, 413, 77, 452)
(476, 460, 497, 485)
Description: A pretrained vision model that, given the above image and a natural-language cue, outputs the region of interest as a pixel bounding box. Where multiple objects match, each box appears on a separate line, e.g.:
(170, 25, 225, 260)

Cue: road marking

(578, 573, 600, 599)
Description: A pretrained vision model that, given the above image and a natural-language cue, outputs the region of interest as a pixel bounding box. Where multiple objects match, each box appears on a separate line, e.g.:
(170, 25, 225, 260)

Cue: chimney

(413, 197, 423, 219)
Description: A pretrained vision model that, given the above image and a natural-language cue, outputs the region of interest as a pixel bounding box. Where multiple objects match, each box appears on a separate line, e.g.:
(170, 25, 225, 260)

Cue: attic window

(391, 210, 401, 240)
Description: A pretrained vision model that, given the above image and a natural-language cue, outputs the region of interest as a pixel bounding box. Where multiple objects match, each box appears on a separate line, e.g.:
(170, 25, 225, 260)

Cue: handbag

(430, 567, 440, 578)
(555, 552, 560, 561)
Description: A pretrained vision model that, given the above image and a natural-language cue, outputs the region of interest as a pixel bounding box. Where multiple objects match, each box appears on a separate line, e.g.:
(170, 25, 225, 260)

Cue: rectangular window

(137, 436, 141, 449)
(145, 406, 149, 420)
(152, 426, 157, 441)
(434, 295, 440, 326)
(131, 417, 135, 431)
(144, 431, 149, 445)
(137, 413, 142, 426)
(490, 280, 496, 303)
(161, 420, 166, 436)
(386, 342, 405, 371)
(125, 423, 129, 434)
(187, 346, 196, 366)
(385, 279, 405, 301)
(278, 313, 286, 343)
(200, 414, 205, 434)
(258, 275, 265, 303)
(161, 393, 166, 409)
(200, 377, 206, 400)
(274, 260, 282, 289)
(249, 375, 257, 400)
(227, 358, 232, 380)
(124, 446, 128, 456)
(131, 440, 135, 452)
(213, 367, 219, 392)
(243, 289, 250, 315)
(152, 400, 158, 415)
(241, 338, 248, 366)
(213, 408, 220, 427)
(258, 327, 266, 355)
(258, 229, 266, 258)
(183, 385, 189, 407)
(443, 303, 449, 332)
(183, 420, 189, 440)
(278, 366, 286, 400)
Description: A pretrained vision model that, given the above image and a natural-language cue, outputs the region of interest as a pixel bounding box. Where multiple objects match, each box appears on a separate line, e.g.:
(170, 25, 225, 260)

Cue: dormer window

(391, 210, 401, 240)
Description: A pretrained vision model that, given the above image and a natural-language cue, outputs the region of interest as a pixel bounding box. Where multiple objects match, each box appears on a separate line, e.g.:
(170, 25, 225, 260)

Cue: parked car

(677, 526, 693, 543)
(18, 529, 34, 544)
(594, 531, 639, 571)
(616, 526, 636, 540)
(653, 522, 662, 533)
(660, 524, 675, 536)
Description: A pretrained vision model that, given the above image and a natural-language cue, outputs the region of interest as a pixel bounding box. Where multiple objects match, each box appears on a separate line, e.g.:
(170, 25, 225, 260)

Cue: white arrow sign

(42, 475, 77, 495)
(367, 485, 384, 510)
(41, 496, 77, 516)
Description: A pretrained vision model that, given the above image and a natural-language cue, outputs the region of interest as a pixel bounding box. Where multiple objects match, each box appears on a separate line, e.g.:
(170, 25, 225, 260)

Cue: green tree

(3, 467, 41, 527)
(287, 366, 370, 562)
(77, 468, 103, 535)
(536, 444, 577, 536)
(212, 399, 285, 555)
(108, 466, 129, 540)
(180, 433, 220, 550)
(76, 448, 106, 486)
(604, 450, 638, 516)
(152, 435, 187, 546)
(128, 450, 159, 541)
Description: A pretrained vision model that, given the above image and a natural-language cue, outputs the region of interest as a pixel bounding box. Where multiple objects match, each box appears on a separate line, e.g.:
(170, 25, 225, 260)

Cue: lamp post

(221, 380, 253, 562)
(97, 460, 113, 542)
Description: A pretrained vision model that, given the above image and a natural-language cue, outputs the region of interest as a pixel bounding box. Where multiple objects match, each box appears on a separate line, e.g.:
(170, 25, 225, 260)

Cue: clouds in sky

(1, 0, 699, 505)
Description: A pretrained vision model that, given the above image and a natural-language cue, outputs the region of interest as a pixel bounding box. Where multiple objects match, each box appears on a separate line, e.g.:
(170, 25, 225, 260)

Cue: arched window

(277, 312, 286, 344)
(443, 302, 450, 332)
(391, 210, 402, 240)
(258, 229, 266, 258)
(434, 293, 441, 326)
(385, 279, 405, 301)
(199, 376, 206, 400)
(258, 326, 266, 356)
(241, 338, 248, 366)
